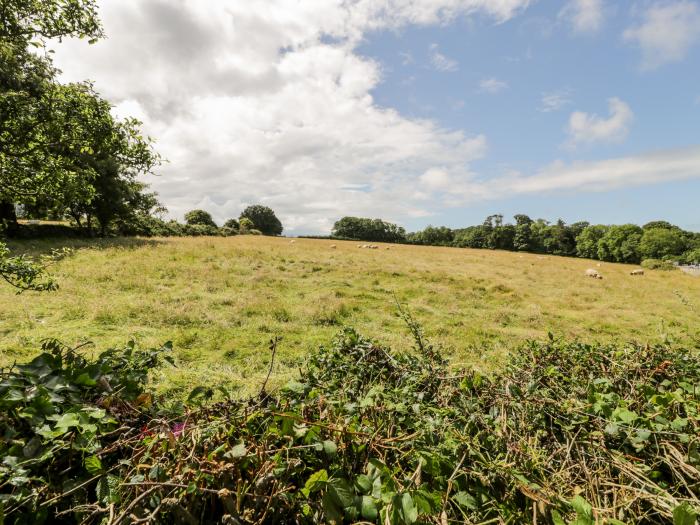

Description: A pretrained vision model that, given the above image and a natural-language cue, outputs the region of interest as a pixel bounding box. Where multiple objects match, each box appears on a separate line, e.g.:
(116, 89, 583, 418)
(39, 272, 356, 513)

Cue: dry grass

(1, 236, 698, 395)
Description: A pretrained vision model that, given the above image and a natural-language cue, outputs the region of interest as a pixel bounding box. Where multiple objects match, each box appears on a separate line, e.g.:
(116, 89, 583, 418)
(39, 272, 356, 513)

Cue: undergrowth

(1, 322, 699, 524)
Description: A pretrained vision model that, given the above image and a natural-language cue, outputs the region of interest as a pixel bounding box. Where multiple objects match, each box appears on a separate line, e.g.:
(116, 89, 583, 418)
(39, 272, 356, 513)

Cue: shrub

(641, 258, 677, 271)
(680, 248, 700, 265)
(2, 325, 699, 524)
(184, 209, 217, 228)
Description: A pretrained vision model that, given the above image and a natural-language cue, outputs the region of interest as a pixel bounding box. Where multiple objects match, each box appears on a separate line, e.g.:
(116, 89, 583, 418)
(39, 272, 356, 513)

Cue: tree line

(333, 215, 700, 265)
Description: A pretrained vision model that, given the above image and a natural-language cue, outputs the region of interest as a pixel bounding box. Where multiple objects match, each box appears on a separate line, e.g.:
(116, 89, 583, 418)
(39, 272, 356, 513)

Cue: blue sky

(357, 1, 700, 230)
(53, 0, 700, 233)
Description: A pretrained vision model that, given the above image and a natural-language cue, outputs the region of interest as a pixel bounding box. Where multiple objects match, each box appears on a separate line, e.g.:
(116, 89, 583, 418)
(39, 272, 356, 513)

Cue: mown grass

(1, 236, 698, 395)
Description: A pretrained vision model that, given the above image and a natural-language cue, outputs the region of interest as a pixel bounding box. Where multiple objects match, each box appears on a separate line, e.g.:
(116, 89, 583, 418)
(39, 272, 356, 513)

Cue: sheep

(289, 240, 296, 244)
(585, 268, 603, 279)
(630, 269, 644, 276)
(385, 247, 390, 250)
(369, 245, 379, 250)
(361, 244, 369, 248)
(330, 244, 337, 249)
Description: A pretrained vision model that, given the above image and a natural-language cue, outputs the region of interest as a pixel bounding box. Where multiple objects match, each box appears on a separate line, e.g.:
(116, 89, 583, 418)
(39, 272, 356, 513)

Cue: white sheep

(330, 244, 337, 249)
(630, 269, 644, 276)
(585, 268, 603, 279)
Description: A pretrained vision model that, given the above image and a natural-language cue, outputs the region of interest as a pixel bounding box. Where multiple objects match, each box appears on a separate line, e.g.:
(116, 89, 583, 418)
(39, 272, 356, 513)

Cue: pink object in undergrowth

(172, 422, 186, 437)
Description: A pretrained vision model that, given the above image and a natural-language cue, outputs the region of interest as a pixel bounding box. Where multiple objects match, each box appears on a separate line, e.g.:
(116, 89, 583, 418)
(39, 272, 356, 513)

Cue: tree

(240, 205, 283, 236)
(513, 214, 533, 252)
(0, 0, 103, 226)
(0, 0, 102, 289)
(223, 218, 240, 231)
(332, 217, 405, 243)
(411, 225, 453, 246)
(597, 224, 643, 263)
(239, 217, 254, 233)
(184, 209, 217, 228)
(639, 228, 686, 260)
(576, 225, 608, 259)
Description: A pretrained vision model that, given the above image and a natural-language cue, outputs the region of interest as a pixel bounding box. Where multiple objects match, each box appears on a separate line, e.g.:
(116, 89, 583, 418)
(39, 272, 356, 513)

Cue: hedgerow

(1, 321, 699, 524)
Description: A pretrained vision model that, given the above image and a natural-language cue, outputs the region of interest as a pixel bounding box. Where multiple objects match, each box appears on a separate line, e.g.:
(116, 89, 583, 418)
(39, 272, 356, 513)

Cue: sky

(51, 0, 700, 234)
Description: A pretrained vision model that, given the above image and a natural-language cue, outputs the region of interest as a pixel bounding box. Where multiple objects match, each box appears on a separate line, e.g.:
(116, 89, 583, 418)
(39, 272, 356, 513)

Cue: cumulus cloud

(429, 43, 459, 72)
(540, 89, 572, 112)
(623, 0, 700, 70)
(52, 0, 528, 232)
(566, 97, 633, 147)
(479, 77, 508, 93)
(559, 0, 605, 33)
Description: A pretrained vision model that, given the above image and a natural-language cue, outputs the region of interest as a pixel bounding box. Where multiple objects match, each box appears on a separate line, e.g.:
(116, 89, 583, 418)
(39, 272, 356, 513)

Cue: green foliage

(408, 225, 453, 246)
(2, 324, 699, 523)
(640, 228, 687, 260)
(238, 216, 254, 233)
(223, 218, 240, 231)
(184, 209, 217, 228)
(641, 258, 677, 271)
(597, 224, 643, 263)
(332, 216, 406, 243)
(679, 248, 700, 265)
(0, 241, 61, 291)
(0, 339, 173, 521)
(576, 224, 608, 259)
(239, 204, 283, 236)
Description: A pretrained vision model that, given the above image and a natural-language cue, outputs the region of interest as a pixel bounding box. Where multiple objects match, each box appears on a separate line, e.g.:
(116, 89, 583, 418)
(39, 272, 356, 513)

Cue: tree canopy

(332, 217, 405, 243)
(239, 205, 283, 236)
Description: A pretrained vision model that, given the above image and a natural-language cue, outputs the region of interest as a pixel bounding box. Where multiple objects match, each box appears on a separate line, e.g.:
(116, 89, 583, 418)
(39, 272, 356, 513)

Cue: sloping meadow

(1, 317, 699, 524)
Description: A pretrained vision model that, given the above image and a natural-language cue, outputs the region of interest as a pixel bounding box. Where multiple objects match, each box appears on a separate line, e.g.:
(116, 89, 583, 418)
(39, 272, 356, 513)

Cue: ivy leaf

(84, 455, 103, 475)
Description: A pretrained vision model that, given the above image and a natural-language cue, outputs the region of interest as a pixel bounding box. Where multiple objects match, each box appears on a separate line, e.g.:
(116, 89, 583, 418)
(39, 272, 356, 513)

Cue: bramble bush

(1, 319, 699, 524)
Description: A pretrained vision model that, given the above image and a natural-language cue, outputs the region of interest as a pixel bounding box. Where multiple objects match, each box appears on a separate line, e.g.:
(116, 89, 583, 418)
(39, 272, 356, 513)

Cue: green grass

(2, 236, 698, 395)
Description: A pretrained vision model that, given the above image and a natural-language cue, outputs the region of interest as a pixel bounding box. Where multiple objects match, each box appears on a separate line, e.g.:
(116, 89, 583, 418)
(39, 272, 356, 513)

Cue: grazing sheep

(585, 268, 603, 279)
(369, 245, 379, 250)
(630, 269, 644, 276)
(361, 244, 369, 248)
(289, 240, 296, 244)
(385, 247, 390, 250)
(596, 263, 601, 267)
(330, 244, 337, 249)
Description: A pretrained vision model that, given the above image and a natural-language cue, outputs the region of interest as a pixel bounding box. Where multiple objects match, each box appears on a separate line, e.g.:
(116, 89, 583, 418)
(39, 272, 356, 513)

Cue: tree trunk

(0, 200, 19, 237)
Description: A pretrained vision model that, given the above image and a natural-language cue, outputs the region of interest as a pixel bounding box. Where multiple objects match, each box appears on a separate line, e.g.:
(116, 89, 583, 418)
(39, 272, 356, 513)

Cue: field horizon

(2, 236, 699, 395)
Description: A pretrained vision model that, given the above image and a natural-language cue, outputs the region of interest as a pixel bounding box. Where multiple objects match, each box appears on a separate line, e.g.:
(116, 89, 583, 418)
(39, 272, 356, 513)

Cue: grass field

(2, 236, 699, 395)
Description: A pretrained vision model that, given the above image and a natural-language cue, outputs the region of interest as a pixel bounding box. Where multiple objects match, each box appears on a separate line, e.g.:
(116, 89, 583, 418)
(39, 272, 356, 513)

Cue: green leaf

(54, 412, 80, 431)
(360, 496, 378, 520)
(453, 491, 477, 510)
(551, 510, 567, 525)
(302, 469, 328, 498)
(673, 503, 698, 525)
(354, 474, 373, 494)
(322, 440, 337, 456)
(84, 455, 103, 475)
(612, 407, 638, 424)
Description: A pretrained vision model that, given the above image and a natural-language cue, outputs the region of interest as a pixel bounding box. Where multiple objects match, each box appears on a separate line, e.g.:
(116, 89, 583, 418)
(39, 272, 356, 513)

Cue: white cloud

(623, 0, 700, 70)
(479, 77, 508, 93)
(566, 97, 633, 147)
(433, 146, 700, 205)
(540, 90, 572, 112)
(491, 145, 700, 195)
(429, 43, 459, 72)
(53, 0, 520, 232)
(559, 0, 605, 33)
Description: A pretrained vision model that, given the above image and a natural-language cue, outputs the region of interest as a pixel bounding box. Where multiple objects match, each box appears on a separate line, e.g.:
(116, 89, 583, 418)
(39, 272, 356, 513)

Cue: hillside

(2, 236, 698, 394)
